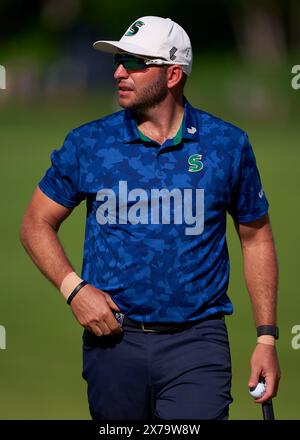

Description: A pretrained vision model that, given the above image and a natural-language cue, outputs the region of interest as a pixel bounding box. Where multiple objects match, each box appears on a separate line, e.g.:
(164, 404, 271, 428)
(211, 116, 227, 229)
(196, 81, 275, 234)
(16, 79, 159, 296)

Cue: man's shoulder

(193, 107, 246, 134)
(191, 105, 248, 144)
(70, 109, 126, 138)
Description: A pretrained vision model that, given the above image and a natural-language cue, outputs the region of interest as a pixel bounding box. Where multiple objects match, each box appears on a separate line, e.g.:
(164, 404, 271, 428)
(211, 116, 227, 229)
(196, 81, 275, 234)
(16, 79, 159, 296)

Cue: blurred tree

(80, 0, 236, 51)
(0, 0, 238, 52)
(289, 0, 300, 50)
(0, 0, 297, 55)
(230, 0, 287, 64)
(0, 0, 296, 106)
(41, 0, 81, 31)
(0, 0, 42, 37)
(81, 0, 174, 39)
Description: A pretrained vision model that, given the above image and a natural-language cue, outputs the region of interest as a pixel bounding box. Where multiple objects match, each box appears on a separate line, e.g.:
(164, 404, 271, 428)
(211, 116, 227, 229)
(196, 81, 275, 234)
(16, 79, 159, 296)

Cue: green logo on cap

(125, 20, 145, 36)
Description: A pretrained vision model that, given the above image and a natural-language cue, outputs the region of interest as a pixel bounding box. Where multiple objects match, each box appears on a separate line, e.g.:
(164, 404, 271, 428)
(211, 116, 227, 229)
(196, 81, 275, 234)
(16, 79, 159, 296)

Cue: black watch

(256, 325, 279, 340)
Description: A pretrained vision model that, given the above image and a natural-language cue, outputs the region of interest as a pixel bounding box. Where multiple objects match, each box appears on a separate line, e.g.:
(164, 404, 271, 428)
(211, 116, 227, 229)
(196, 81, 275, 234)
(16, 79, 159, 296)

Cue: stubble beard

(119, 72, 168, 115)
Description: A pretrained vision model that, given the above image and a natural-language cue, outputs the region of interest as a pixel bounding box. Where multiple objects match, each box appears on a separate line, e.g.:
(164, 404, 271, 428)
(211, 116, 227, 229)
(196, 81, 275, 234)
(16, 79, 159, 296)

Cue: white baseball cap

(93, 16, 192, 76)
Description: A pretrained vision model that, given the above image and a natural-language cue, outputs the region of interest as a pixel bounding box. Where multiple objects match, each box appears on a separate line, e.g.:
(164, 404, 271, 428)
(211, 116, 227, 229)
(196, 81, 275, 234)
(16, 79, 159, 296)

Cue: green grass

(0, 81, 299, 419)
(227, 121, 300, 420)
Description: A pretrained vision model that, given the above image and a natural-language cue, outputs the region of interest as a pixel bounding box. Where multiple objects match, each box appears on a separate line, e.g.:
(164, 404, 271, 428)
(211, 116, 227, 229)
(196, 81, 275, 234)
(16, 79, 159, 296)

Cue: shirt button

(157, 171, 164, 178)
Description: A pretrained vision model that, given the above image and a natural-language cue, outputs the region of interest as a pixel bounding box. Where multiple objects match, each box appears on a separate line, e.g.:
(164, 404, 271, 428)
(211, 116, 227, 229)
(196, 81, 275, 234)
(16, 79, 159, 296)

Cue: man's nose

(114, 64, 129, 79)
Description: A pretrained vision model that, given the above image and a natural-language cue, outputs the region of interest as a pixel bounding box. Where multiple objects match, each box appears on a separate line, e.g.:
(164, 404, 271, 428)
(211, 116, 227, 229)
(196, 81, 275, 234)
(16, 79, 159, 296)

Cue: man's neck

(135, 95, 184, 145)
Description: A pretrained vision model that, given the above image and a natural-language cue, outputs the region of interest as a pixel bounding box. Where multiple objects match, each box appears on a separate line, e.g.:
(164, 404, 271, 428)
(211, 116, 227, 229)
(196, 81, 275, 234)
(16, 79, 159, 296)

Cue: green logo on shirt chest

(188, 154, 203, 172)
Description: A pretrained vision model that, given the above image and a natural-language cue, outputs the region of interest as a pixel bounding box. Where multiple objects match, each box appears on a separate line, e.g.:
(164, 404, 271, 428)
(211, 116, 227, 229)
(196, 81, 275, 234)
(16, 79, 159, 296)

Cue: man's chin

(118, 99, 141, 111)
(118, 96, 134, 108)
(117, 97, 159, 113)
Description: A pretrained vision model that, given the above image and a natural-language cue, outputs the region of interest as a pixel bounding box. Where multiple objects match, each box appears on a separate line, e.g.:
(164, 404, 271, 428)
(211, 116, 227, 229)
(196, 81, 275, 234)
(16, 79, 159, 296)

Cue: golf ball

(249, 381, 266, 399)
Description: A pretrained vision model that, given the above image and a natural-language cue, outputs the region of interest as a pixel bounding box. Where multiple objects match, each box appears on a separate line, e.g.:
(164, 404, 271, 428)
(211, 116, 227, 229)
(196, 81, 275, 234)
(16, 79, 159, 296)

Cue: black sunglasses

(114, 54, 164, 71)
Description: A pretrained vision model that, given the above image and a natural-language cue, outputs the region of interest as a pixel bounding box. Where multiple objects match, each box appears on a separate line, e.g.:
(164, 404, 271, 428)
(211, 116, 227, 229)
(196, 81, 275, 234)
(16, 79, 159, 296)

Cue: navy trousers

(82, 317, 233, 420)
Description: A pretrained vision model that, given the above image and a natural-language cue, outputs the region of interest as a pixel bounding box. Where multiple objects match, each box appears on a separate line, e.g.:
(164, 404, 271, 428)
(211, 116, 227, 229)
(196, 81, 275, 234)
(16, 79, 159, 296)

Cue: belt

(121, 312, 224, 333)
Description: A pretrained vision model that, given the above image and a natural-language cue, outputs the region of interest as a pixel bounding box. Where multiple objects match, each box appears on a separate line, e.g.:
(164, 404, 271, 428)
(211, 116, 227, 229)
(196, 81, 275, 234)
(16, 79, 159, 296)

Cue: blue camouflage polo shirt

(39, 98, 269, 323)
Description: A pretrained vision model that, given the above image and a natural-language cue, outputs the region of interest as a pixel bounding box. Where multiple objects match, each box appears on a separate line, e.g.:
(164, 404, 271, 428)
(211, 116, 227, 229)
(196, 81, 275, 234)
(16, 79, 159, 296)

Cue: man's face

(113, 54, 168, 112)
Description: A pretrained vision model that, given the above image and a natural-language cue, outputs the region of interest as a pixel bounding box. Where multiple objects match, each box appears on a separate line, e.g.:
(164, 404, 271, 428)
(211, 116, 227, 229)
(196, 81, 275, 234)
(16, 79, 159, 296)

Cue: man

(20, 16, 280, 420)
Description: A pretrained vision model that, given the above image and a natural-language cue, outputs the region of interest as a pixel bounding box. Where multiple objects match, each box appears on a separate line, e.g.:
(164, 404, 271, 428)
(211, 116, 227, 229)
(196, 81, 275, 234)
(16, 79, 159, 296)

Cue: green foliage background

(0, 0, 299, 419)
(0, 54, 299, 419)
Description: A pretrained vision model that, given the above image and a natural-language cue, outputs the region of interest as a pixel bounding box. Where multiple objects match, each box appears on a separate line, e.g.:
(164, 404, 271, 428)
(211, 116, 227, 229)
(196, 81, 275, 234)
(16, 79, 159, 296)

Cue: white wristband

(257, 335, 276, 346)
(60, 272, 83, 300)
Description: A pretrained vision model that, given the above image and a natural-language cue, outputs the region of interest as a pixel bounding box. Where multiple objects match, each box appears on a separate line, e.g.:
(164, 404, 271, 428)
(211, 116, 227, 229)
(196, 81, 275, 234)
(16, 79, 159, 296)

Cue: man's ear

(166, 65, 183, 89)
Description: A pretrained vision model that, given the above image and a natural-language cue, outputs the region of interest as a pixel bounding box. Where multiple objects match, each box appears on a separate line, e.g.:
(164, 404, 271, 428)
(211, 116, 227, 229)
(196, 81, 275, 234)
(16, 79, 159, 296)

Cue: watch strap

(256, 325, 279, 340)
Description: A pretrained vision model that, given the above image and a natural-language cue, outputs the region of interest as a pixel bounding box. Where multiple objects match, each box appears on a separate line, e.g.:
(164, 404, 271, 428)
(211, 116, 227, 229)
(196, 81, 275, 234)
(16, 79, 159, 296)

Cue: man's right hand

(70, 284, 123, 336)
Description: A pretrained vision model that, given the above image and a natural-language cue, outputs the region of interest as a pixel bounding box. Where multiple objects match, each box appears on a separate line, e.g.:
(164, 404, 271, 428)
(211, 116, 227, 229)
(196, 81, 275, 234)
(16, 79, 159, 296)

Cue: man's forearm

(20, 217, 74, 290)
(242, 236, 278, 327)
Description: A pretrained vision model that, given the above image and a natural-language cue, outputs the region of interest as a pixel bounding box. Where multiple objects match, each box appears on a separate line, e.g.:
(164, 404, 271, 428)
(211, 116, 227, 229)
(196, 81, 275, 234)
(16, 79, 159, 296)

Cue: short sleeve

(38, 130, 85, 208)
(227, 134, 269, 223)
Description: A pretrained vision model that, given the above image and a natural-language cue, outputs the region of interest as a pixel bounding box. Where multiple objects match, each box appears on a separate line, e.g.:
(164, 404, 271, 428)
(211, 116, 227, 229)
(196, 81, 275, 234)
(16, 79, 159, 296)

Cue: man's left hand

(248, 343, 281, 403)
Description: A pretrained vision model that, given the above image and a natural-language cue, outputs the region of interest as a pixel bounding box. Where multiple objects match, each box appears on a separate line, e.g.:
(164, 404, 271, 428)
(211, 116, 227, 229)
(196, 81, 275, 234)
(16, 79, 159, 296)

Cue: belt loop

(141, 322, 145, 331)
